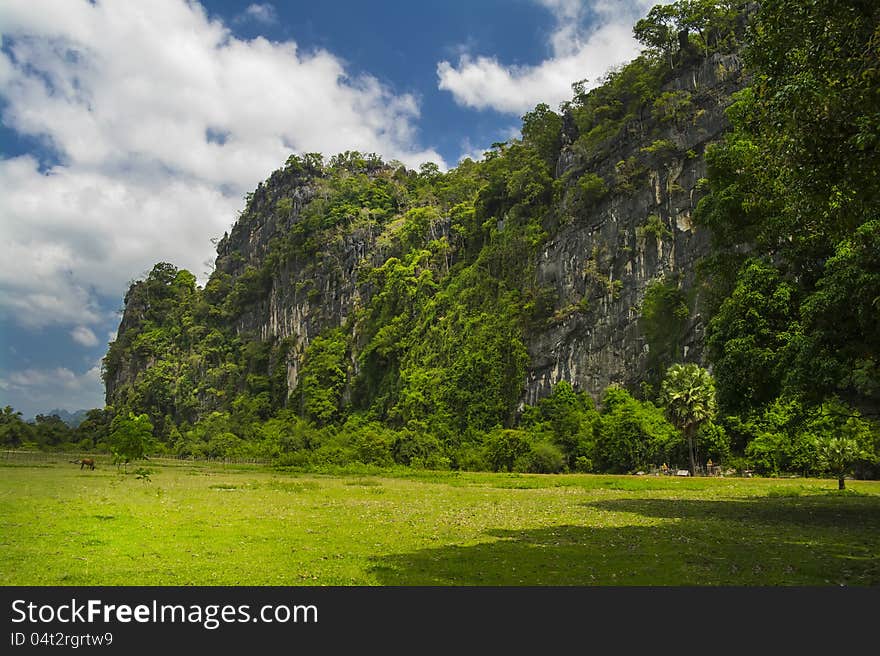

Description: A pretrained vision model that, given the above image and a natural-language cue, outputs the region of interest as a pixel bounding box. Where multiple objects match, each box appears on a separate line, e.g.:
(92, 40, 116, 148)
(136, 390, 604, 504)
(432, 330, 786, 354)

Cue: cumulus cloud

(437, 0, 655, 115)
(8, 367, 80, 389)
(0, 0, 443, 330)
(239, 3, 278, 26)
(457, 138, 488, 164)
(0, 154, 239, 327)
(0, 361, 104, 415)
(70, 325, 99, 347)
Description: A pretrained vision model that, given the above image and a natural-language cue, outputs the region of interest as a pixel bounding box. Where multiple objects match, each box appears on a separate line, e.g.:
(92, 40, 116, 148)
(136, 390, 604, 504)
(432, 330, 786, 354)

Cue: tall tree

(661, 364, 718, 474)
(108, 412, 154, 469)
(697, 0, 880, 414)
(0, 406, 33, 448)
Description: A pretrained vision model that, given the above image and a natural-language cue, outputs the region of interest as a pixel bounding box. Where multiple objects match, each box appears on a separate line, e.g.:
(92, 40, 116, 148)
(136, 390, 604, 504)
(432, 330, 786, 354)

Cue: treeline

(691, 0, 880, 482)
(5, 367, 876, 482)
(0, 385, 770, 473)
(0, 406, 111, 451)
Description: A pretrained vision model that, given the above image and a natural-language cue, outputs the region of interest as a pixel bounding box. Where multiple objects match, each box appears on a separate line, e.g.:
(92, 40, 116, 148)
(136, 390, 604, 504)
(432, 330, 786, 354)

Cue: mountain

(41, 409, 90, 427)
(103, 8, 748, 445)
(100, 0, 880, 478)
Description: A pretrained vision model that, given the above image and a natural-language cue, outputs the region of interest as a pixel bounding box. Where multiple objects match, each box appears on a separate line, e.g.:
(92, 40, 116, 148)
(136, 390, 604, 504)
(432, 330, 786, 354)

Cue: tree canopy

(661, 364, 718, 474)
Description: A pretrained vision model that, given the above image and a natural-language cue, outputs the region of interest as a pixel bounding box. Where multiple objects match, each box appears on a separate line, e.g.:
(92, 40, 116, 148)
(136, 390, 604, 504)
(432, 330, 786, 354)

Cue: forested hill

(98, 1, 879, 477)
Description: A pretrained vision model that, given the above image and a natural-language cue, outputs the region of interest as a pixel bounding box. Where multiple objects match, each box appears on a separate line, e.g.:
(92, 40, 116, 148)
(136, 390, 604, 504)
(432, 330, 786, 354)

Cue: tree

(705, 259, 799, 415)
(696, 0, 880, 414)
(812, 402, 878, 490)
(661, 364, 717, 474)
(520, 103, 563, 169)
(596, 386, 680, 473)
(741, 397, 817, 476)
(675, 0, 740, 57)
(792, 221, 880, 409)
(533, 381, 598, 471)
(818, 437, 866, 491)
(484, 429, 533, 472)
(108, 412, 154, 469)
(297, 330, 348, 426)
(634, 1, 742, 65)
(32, 414, 72, 448)
(73, 407, 112, 450)
(633, 3, 680, 67)
(0, 406, 33, 448)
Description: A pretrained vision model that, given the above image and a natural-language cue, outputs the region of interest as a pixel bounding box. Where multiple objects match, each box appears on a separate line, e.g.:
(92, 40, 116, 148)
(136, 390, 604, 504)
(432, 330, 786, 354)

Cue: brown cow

(71, 458, 95, 470)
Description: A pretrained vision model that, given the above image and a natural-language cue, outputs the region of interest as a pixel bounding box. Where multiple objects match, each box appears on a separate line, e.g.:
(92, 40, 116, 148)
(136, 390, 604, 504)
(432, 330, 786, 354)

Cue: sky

(0, 0, 655, 419)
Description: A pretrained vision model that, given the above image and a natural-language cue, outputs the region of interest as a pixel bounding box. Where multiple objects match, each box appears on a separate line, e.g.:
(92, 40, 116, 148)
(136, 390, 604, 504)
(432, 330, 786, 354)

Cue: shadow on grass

(369, 494, 880, 586)
(589, 492, 880, 531)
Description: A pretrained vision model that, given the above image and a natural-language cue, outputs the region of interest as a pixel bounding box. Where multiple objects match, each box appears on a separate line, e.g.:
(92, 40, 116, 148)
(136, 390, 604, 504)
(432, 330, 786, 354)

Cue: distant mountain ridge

(41, 408, 90, 427)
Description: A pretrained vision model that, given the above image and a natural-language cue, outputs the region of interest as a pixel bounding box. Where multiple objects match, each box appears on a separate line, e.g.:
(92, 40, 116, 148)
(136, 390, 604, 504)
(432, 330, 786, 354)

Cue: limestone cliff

(105, 48, 746, 423)
(526, 51, 744, 403)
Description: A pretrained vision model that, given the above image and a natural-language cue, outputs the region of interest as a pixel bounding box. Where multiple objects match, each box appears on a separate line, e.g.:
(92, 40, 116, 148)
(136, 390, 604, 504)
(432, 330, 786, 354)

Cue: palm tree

(817, 436, 864, 490)
(660, 363, 717, 475)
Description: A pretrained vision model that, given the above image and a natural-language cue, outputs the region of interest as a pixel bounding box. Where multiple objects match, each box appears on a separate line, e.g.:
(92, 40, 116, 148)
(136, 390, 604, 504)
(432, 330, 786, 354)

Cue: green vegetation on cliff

(43, 1, 865, 479)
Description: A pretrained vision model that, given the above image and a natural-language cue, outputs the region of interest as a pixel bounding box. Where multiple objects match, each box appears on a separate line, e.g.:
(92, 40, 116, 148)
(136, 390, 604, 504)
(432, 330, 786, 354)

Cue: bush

(451, 444, 489, 471)
(573, 173, 608, 210)
(595, 386, 681, 472)
(485, 429, 533, 472)
(391, 429, 439, 466)
(696, 421, 731, 463)
(205, 432, 245, 459)
(256, 411, 316, 459)
(276, 451, 313, 468)
(525, 441, 566, 473)
(310, 444, 355, 467)
(520, 381, 599, 470)
(574, 455, 595, 473)
(352, 427, 395, 466)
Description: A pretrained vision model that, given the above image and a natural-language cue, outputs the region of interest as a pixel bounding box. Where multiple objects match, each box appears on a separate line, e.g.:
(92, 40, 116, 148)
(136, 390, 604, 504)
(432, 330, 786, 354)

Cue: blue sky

(0, 0, 653, 419)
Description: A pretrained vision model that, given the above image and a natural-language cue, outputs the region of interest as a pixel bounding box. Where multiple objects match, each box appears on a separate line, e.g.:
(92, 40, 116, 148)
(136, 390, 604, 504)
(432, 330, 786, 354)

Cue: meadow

(1, 458, 878, 586)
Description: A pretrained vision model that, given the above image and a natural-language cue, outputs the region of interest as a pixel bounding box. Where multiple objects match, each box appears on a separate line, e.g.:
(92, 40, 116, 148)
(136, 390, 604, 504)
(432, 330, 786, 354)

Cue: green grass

(1, 462, 878, 586)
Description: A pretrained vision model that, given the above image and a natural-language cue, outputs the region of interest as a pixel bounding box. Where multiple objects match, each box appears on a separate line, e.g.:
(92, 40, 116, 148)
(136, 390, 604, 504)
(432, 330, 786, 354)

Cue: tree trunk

(687, 426, 696, 476)
(839, 477, 845, 490)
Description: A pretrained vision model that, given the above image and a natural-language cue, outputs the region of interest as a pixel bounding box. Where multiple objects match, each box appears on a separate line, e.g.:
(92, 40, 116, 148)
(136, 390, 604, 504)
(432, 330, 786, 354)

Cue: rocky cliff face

(526, 52, 744, 403)
(106, 50, 745, 416)
(213, 172, 355, 394)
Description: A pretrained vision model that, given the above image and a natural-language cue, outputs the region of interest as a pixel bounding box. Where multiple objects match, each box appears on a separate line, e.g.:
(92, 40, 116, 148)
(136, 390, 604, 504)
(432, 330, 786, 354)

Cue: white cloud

(0, 154, 240, 327)
(0, 0, 444, 330)
(0, 361, 104, 415)
(437, 0, 656, 115)
(240, 3, 278, 26)
(457, 138, 488, 164)
(70, 325, 99, 347)
(8, 367, 79, 389)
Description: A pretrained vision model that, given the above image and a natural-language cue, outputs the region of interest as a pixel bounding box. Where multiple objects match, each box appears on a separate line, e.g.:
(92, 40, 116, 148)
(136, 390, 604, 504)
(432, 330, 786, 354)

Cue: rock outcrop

(526, 52, 744, 403)
(106, 50, 746, 416)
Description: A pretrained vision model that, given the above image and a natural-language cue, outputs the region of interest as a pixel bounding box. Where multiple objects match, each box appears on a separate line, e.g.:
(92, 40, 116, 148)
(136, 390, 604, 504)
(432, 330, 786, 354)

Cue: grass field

(1, 460, 879, 586)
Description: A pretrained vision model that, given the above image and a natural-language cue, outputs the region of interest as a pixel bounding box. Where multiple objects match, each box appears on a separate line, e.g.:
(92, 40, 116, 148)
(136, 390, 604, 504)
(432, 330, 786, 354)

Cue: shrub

(525, 441, 566, 473)
(696, 421, 731, 463)
(485, 429, 533, 472)
(573, 173, 608, 210)
(595, 386, 681, 472)
(451, 444, 490, 471)
(637, 214, 672, 240)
